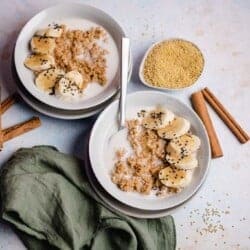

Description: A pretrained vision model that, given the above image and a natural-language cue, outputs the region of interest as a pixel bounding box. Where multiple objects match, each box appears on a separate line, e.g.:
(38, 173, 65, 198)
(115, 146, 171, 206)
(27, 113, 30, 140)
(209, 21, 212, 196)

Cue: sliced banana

(159, 167, 193, 188)
(65, 71, 83, 89)
(55, 70, 84, 98)
(35, 26, 63, 38)
(166, 152, 198, 170)
(24, 54, 55, 71)
(35, 69, 64, 93)
(168, 134, 201, 156)
(142, 108, 175, 130)
(30, 37, 56, 54)
(157, 117, 190, 139)
(55, 78, 81, 98)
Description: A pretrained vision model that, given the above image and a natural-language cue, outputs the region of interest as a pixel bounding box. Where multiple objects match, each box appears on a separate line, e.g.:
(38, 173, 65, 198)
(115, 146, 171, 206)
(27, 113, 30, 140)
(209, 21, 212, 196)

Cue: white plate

(14, 3, 128, 110)
(15, 79, 111, 120)
(139, 39, 204, 92)
(12, 62, 118, 119)
(16, 83, 107, 120)
(89, 91, 211, 210)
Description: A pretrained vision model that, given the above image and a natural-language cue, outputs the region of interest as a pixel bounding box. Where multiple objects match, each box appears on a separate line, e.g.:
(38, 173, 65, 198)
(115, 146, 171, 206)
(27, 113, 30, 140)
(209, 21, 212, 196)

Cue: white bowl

(14, 3, 130, 110)
(139, 39, 204, 92)
(89, 90, 211, 211)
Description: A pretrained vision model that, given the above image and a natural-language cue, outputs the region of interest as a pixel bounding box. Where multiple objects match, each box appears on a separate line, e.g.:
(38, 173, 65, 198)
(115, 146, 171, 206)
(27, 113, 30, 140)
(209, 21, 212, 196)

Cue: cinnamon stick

(191, 91, 223, 158)
(0, 94, 17, 115)
(3, 117, 41, 142)
(0, 92, 3, 150)
(202, 88, 249, 144)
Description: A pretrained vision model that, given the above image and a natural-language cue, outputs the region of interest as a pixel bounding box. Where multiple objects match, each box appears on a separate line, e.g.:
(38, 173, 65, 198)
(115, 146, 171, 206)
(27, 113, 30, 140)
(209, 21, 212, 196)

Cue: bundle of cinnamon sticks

(0, 94, 41, 151)
(191, 87, 249, 158)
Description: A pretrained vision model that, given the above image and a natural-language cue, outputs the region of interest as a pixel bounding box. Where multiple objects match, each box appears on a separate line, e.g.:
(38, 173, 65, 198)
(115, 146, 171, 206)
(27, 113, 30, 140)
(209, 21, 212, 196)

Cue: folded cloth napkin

(0, 146, 176, 250)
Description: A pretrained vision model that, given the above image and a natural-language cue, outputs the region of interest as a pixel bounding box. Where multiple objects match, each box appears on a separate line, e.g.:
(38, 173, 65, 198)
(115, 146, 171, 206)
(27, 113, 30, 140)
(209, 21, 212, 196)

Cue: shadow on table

(71, 115, 98, 160)
(0, 27, 22, 94)
(130, 50, 146, 89)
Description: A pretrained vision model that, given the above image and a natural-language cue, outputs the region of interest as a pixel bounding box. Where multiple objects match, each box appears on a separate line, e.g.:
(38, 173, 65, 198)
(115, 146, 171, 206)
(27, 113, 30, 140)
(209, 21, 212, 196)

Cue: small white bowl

(139, 39, 204, 92)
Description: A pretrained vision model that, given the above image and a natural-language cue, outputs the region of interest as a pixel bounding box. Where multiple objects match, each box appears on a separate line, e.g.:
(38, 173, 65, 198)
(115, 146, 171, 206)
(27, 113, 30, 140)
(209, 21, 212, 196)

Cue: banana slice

(142, 108, 175, 130)
(166, 152, 198, 170)
(55, 70, 84, 98)
(168, 134, 201, 156)
(30, 37, 56, 54)
(65, 71, 83, 89)
(35, 69, 64, 93)
(24, 54, 55, 71)
(157, 117, 190, 139)
(159, 167, 193, 188)
(55, 78, 81, 98)
(35, 26, 63, 38)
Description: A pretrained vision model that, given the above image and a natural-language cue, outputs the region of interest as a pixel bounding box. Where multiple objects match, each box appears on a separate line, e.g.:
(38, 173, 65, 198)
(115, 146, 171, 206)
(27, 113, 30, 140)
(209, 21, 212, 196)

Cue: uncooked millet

(143, 39, 204, 89)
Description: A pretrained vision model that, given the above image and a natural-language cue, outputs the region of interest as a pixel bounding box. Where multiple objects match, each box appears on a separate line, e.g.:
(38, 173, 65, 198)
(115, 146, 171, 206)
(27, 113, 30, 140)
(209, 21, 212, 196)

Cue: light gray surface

(0, 1, 249, 249)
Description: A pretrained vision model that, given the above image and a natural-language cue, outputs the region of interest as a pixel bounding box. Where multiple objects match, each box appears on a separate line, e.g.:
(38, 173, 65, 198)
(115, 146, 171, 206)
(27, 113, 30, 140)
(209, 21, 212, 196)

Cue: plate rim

(89, 90, 211, 210)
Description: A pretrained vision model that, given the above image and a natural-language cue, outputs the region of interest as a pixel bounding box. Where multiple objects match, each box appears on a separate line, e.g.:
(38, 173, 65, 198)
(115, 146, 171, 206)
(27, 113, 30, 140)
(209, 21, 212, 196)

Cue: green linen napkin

(0, 146, 176, 250)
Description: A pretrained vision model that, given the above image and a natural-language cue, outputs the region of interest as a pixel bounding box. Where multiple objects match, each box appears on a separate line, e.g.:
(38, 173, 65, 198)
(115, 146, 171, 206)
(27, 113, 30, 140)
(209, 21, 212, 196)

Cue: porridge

(111, 107, 201, 197)
(24, 22, 115, 100)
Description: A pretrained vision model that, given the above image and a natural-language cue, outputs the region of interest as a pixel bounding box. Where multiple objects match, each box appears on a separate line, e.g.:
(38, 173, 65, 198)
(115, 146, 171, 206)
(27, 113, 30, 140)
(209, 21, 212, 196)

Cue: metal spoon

(108, 37, 130, 145)
(119, 37, 130, 129)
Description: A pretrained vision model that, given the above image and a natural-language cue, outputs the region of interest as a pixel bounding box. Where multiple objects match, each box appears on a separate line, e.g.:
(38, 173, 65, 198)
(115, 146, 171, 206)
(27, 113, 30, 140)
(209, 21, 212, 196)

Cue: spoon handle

(119, 37, 130, 129)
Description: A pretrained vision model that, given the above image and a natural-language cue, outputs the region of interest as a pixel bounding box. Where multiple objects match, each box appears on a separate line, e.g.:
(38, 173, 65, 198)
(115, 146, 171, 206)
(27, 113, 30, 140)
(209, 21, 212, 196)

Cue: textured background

(0, 0, 250, 249)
